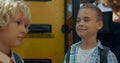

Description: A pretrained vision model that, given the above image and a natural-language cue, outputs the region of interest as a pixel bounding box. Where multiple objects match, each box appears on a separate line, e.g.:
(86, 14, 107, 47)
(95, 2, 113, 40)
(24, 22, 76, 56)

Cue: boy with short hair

(64, 3, 118, 63)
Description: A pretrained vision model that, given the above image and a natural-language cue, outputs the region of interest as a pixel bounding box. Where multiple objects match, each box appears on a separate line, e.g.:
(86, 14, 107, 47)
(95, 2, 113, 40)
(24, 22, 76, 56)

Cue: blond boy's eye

(15, 21, 21, 25)
(25, 24, 29, 28)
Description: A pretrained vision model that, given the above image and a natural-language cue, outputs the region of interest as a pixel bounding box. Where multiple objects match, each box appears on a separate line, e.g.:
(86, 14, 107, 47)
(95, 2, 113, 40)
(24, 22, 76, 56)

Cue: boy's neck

(81, 37, 97, 50)
(0, 43, 11, 57)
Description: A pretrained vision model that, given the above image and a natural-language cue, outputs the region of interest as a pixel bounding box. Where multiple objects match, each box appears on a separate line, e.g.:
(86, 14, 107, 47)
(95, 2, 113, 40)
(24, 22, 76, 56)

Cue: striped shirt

(64, 40, 118, 63)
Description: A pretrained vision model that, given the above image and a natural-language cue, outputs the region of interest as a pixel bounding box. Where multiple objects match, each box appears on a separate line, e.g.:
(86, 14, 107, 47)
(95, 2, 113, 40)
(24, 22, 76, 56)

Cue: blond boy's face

(0, 11, 29, 48)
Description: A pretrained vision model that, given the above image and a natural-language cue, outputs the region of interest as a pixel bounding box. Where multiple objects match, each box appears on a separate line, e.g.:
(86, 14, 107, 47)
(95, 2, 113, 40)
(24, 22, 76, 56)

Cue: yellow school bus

(12, 0, 81, 63)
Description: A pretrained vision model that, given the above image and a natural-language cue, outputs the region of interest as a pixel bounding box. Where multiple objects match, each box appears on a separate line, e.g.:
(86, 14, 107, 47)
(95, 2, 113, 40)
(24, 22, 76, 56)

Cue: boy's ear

(97, 20, 103, 30)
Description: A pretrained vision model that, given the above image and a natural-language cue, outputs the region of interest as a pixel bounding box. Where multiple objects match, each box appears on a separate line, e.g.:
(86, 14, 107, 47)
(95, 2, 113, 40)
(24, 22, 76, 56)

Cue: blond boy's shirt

(0, 51, 16, 63)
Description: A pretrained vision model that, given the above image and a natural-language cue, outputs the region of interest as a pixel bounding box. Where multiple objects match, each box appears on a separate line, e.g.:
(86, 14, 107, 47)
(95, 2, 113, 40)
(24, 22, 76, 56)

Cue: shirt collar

(0, 51, 16, 63)
(97, 40, 104, 50)
(79, 40, 104, 49)
(12, 52, 16, 63)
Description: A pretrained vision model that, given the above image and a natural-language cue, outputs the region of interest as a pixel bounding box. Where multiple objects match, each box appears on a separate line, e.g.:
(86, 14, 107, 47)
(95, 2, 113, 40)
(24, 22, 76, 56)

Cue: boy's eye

(25, 24, 29, 29)
(76, 19, 81, 22)
(84, 17, 90, 22)
(84, 19, 90, 22)
(15, 21, 21, 25)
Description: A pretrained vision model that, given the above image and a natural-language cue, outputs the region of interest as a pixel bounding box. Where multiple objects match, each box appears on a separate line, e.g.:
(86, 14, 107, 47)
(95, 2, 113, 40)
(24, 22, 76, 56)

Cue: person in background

(64, 3, 118, 63)
(102, 0, 120, 23)
(0, 0, 31, 63)
(92, 0, 112, 12)
(80, 0, 112, 12)
(101, 0, 120, 63)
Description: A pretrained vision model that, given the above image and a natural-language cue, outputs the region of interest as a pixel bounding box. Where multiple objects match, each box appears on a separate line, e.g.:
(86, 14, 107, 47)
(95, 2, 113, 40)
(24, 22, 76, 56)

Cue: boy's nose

(20, 26, 28, 34)
(79, 20, 85, 25)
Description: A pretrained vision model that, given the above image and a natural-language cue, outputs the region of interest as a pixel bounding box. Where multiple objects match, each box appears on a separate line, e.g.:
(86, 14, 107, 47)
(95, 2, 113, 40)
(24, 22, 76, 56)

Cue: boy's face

(76, 8, 103, 38)
(0, 11, 29, 48)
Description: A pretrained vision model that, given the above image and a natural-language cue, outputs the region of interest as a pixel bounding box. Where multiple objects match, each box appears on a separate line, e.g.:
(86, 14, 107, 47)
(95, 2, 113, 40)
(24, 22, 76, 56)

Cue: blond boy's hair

(0, 0, 31, 27)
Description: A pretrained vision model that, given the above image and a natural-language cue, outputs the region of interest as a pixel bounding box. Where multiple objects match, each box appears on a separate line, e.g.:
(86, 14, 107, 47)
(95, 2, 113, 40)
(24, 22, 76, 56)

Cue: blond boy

(0, 0, 31, 63)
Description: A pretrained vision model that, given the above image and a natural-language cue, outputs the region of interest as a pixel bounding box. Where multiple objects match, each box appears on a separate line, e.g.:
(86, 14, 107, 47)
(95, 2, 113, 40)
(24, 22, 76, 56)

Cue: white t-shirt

(76, 47, 96, 63)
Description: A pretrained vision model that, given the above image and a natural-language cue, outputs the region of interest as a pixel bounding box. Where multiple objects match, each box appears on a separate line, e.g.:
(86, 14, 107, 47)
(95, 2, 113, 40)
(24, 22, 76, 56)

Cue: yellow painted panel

(13, 1, 64, 63)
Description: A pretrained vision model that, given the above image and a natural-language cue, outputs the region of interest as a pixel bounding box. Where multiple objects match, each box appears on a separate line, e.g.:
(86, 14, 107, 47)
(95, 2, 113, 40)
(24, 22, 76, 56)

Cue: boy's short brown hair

(80, 3, 103, 21)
